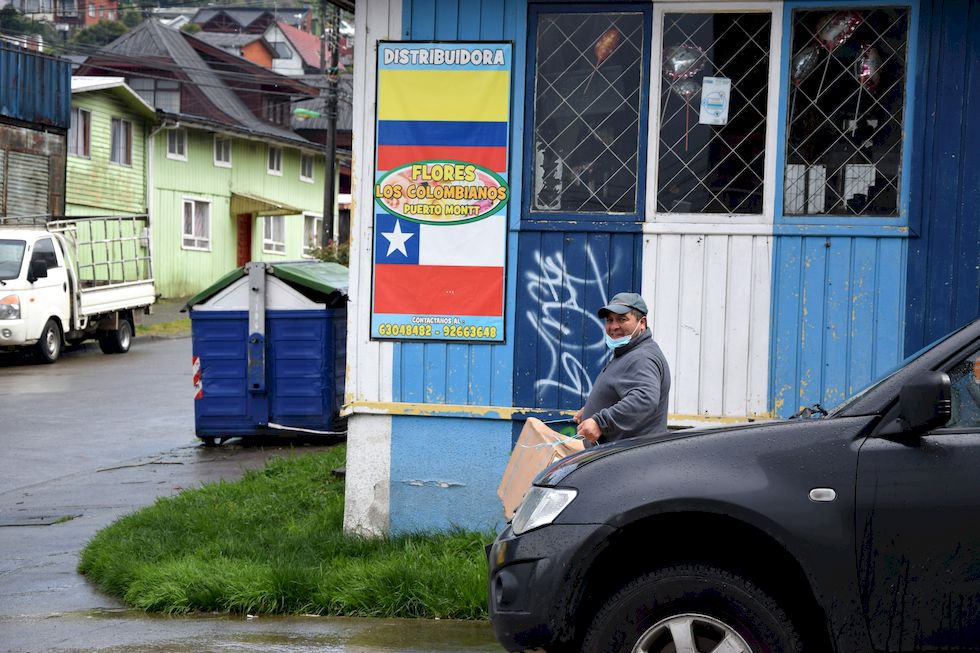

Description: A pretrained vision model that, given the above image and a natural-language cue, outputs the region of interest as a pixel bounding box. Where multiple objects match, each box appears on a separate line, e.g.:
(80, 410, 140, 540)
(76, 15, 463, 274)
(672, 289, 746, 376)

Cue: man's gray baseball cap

(598, 292, 648, 317)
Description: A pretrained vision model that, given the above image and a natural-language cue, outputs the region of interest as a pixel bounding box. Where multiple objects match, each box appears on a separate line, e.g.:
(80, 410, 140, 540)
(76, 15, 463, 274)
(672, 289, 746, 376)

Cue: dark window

(657, 12, 772, 215)
(783, 8, 910, 217)
(31, 238, 59, 270)
(529, 7, 648, 217)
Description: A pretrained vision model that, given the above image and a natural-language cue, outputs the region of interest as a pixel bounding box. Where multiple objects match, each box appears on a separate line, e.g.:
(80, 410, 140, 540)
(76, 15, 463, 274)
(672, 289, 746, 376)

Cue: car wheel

(98, 319, 132, 354)
(34, 319, 62, 364)
(582, 564, 802, 653)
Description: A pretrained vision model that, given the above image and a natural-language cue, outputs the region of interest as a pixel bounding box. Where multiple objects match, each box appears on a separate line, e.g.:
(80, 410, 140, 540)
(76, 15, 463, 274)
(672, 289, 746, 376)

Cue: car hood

(536, 420, 795, 486)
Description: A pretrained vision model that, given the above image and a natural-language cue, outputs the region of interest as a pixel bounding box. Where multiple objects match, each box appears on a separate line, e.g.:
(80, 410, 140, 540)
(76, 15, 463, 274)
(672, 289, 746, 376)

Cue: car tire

(581, 564, 803, 653)
(34, 319, 62, 364)
(98, 319, 132, 354)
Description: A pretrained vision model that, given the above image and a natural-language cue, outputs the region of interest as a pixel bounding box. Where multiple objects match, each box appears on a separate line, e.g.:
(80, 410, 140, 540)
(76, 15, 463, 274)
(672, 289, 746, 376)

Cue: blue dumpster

(186, 261, 348, 445)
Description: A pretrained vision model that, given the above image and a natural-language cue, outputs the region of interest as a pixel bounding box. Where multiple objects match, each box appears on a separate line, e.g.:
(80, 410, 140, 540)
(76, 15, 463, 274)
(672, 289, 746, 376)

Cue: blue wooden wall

(771, 236, 906, 417)
(904, 0, 980, 352)
(395, 0, 525, 408)
(0, 43, 71, 129)
(513, 230, 643, 412)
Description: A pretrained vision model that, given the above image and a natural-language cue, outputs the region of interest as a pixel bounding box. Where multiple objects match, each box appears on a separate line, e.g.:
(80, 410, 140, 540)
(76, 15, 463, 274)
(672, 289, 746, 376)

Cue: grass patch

(137, 318, 191, 338)
(78, 446, 490, 618)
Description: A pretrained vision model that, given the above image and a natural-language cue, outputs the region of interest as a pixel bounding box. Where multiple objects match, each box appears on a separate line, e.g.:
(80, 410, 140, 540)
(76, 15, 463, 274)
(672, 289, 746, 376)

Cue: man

(574, 292, 671, 445)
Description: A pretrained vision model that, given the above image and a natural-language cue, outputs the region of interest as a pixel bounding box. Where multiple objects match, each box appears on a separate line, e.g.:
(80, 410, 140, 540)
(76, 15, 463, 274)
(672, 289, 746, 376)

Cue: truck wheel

(98, 319, 132, 354)
(34, 319, 62, 364)
(582, 564, 803, 653)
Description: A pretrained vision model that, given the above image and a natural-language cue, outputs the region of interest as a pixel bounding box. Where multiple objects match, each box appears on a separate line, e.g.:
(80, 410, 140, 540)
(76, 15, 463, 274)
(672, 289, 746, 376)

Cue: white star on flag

(382, 219, 414, 257)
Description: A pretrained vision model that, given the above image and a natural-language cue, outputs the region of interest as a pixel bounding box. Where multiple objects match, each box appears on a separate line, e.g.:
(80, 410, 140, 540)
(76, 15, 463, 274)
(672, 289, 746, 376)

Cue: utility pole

(320, 0, 339, 247)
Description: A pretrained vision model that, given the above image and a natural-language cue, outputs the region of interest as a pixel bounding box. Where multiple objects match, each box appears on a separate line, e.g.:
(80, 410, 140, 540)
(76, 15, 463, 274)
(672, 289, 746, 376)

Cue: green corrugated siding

(151, 128, 325, 298)
(65, 93, 148, 215)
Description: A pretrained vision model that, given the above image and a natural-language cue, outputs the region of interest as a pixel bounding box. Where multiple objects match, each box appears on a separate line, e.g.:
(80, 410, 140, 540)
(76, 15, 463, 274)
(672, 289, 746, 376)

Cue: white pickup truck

(0, 215, 156, 363)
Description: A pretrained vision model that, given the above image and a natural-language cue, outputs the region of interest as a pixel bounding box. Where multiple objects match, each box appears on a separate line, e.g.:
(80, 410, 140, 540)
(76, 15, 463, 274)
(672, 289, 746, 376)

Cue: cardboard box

(498, 418, 584, 519)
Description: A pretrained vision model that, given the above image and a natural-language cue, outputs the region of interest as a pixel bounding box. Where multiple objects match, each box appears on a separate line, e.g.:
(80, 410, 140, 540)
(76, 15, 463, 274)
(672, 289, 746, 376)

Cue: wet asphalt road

(0, 338, 499, 652)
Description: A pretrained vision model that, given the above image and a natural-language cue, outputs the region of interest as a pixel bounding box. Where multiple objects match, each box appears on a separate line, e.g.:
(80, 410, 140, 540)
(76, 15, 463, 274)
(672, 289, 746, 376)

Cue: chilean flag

(373, 212, 505, 316)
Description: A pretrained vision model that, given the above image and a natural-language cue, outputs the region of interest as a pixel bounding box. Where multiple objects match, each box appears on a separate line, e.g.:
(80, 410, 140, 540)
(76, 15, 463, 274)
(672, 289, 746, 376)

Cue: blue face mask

(604, 320, 642, 350)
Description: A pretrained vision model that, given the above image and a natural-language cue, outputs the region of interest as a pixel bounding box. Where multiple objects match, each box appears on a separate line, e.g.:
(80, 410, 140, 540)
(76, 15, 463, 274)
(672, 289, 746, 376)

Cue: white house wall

(644, 226, 772, 423)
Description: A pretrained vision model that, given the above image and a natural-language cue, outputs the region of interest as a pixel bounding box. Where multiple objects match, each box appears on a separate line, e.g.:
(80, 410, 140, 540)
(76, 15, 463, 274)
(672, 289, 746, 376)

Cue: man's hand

(577, 417, 601, 443)
(573, 407, 584, 424)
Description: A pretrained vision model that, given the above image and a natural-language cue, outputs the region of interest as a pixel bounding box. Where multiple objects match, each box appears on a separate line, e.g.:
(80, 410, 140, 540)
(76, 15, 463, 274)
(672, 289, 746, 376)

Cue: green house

(77, 20, 328, 298)
(66, 77, 158, 217)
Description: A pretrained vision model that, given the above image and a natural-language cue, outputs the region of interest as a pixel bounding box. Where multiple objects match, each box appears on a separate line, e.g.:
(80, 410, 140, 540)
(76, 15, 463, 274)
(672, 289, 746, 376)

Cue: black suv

(488, 317, 980, 652)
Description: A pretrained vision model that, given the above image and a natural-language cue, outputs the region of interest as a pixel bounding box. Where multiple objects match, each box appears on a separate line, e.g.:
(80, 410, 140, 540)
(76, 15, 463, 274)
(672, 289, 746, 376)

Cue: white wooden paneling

(347, 0, 401, 406)
(645, 226, 772, 419)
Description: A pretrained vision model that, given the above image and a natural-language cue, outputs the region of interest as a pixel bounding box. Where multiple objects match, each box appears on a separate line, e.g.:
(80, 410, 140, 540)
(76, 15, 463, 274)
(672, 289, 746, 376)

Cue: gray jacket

(581, 329, 671, 443)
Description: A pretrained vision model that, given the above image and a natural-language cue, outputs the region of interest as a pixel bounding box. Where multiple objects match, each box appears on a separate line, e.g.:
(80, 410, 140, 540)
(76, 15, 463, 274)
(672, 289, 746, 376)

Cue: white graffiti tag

(524, 247, 612, 404)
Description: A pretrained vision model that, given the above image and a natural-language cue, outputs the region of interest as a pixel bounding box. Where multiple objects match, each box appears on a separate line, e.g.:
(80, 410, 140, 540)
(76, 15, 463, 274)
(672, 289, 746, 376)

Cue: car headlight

(0, 295, 19, 320)
(512, 486, 577, 535)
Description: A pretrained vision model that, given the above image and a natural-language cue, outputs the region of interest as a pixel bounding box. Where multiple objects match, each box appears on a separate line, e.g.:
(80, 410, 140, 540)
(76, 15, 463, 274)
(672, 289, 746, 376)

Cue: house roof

(276, 20, 321, 69)
(84, 20, 315, 147)
(194, 31, 276, 59)
(71, 75, 158, 122)
(193, 6, 311, 30)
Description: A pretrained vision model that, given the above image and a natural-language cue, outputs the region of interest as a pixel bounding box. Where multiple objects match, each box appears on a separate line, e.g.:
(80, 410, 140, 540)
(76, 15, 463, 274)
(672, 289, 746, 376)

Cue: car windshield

(826, 323, 971, 417)
(0, 239, 26, 280)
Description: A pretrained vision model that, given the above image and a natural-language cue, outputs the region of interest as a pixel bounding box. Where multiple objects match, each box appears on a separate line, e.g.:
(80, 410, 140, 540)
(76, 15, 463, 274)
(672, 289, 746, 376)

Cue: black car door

(856, 345, 980, 651)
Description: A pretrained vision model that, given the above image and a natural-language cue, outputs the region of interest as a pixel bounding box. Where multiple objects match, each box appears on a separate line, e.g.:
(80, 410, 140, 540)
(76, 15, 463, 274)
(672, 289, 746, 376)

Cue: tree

(71, 20, 128, 47)
(180, 22, 201, 34)
(121, 11, 142, 29)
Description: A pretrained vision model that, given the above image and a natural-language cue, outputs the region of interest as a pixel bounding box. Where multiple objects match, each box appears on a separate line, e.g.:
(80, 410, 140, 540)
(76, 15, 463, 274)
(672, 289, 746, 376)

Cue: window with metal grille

(110, 118, 132, 166)
(656, 11, 772, 215)
(68, 108, 90, 158)
(783, 7, 909, 217)
(528, 6, 649, 217)
(182, 198, 210, 250)
(263, 215, 286, 254)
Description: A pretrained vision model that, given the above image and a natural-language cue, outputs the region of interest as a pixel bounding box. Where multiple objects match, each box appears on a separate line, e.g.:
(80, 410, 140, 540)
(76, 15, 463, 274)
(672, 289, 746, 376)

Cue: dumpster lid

(185, 261, 348, 310)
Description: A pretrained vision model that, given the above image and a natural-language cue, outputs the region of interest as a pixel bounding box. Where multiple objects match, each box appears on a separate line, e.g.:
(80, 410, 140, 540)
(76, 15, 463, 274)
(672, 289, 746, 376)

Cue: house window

(262, 96, 289, 125)
(110, 118, 132, 166)
(182, 198, 210, 250)
(656, 11, 772, 215)
(167, 129, 187, 160)
(214, 137, 232, 167)
(303, 213, 322, 256)
(88, 3, 94, 17)
(300, 154, 314, 182)
(783, 7, 910, 217)
(127, 77, 180, 113)
(267, 146, 283, 175)
(263, 215, 286, 254)
(68, 108, 90, 158)
(528, 6, 649, 218)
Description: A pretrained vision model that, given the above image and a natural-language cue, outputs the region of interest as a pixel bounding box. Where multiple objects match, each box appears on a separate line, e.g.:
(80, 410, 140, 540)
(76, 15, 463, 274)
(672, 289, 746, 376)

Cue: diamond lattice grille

(784, 8, 909, 216)
(657, 12, 772, 215)
(531, 12, 644, 214)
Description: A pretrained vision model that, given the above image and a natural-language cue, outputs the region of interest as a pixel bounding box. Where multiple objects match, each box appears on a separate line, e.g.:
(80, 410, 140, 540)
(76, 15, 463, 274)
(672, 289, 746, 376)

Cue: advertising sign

(371, 42, 512, 342)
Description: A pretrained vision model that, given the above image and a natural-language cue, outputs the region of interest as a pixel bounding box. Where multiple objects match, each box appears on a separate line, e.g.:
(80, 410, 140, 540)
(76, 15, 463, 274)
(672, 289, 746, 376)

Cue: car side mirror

(28, 259, 48, 282)
(881, 371, 952, 437)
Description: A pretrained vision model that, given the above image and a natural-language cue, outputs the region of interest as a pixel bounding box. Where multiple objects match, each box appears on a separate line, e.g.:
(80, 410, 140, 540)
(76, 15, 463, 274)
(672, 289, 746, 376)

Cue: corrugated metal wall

(905, 0, 980, 352)
(0, 43, 71, 129)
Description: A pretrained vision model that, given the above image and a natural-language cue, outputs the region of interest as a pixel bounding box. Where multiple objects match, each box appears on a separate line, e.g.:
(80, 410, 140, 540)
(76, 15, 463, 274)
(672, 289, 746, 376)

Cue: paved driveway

(0, 338, 498, 652)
